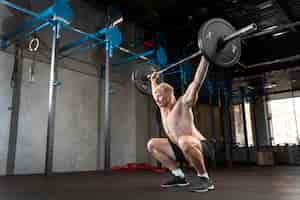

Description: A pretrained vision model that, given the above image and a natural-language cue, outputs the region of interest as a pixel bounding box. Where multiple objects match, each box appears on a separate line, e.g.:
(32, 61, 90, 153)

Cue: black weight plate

(198, 18, 241, 67)
(131, 66, 155, 95)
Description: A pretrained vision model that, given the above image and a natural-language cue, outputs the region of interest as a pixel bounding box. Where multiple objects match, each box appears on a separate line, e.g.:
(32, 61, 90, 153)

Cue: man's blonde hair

(154, 82, 174, 94)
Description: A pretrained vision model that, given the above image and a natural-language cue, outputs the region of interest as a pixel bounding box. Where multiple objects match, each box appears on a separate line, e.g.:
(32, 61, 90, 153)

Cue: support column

(240, 87, 250, 162)
(103, 40, 111, 170)
(6, 44, 23, 175)
(45, 21, 60, 175)
(221, 77, 233, 167)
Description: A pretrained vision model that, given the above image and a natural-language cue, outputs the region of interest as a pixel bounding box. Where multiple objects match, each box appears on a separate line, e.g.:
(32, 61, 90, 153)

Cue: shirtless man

(147, 56, 215, 192)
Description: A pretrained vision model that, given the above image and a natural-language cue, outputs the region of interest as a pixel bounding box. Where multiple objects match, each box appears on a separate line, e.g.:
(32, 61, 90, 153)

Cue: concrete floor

(0, 166, 299, 200)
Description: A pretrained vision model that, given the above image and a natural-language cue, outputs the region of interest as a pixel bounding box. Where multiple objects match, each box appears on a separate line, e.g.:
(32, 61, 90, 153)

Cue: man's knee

(178, 136, 202, 154)
(147, 138, 157, 153)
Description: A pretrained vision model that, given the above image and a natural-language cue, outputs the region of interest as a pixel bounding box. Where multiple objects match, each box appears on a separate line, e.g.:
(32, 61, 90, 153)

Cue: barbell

(132, 18, 258, 95)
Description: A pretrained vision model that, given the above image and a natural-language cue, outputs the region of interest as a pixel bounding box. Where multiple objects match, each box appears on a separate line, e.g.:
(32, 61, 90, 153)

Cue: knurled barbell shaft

(158, 50, 203, 74)
(243, 21, 300, 40)
(146, 50, 203, 79)
(221, 23, 258, 45)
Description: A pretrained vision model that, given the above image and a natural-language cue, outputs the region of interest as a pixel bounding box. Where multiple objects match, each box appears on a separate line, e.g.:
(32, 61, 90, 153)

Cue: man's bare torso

(160, 97, 206, 144)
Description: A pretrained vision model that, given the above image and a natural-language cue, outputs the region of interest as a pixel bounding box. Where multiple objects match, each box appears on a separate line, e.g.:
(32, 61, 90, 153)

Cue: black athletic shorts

(168, 138, 215, 164)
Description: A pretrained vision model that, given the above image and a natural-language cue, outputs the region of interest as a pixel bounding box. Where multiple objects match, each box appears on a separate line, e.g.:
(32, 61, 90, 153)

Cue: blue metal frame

(112, 49, 155, 66)
(63, 25, 106, 44)
(0, 0, 39, 17)
(113, 46, 168, 69)
(0, 0, 169, 70)
(156, 46, 168, 66)
(59, 29, 106, 53)
(0, 0, 74, 48)
(60, 26, 122, 58)
(118, 47, 155, 65)
(0, 0, 142, 174)
(59, 40, 104, 59)
(0, 0, 120, 175)
(5, 21, 51, 48)
(0, 0, 124, 59)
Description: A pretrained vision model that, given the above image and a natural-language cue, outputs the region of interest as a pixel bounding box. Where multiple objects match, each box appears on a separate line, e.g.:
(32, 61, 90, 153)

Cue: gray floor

(0, 166, 299, 200)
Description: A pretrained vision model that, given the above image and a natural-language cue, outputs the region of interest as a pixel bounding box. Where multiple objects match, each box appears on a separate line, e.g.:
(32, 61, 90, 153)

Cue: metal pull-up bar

(0, 0, 74, 49)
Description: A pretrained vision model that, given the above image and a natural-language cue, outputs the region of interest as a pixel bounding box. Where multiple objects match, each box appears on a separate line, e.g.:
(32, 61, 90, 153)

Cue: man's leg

(147, 138, 177, 170)
(147, 138, 189, 187)
(177, 136, 207, 175)
(177, 136, 215, 192)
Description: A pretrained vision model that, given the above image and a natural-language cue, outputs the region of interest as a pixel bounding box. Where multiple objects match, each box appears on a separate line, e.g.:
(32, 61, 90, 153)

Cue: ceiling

(83, 0, 300, 69)
(5, 0, 300, 96)
(82, 0, 300, 97)
(7, 0, 300, 74)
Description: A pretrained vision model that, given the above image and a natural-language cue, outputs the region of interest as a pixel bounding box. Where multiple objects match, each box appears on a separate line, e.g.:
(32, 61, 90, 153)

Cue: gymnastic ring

(28, 37, 40, 52)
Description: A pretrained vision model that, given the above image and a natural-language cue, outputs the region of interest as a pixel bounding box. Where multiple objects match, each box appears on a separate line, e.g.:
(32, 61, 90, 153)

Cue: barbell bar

(132, 18, 258, 95)
(133, 20, 300, 75)
(132, 18, 300, 95)
(145, 19, 257, 79)
(243, 20, 300, 40)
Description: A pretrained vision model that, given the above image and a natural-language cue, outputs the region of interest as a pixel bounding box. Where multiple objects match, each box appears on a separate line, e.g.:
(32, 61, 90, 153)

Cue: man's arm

(150, 72, 159, 97)
(182, 56, 210, 107)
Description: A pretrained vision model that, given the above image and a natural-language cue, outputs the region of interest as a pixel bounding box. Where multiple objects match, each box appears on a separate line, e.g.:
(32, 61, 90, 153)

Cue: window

(231, 103, 254, 147)
(294, 97, 300, 143)
(268, 97, 300, 145)
(244, 102, 254, 147)
(232, 104, 245, 147)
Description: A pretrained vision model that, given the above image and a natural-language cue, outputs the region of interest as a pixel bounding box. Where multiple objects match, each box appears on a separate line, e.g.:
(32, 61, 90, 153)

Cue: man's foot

(191, 177, 215, 193)
(160, 176, 190, 188)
